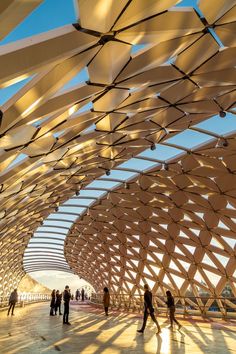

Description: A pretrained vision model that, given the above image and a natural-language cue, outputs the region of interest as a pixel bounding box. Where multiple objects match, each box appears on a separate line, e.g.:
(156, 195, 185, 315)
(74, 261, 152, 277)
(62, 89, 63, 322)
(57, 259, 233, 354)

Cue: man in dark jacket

(81, 288, 85, 301)
(7, 289, 18, 316)
(137, 284, 161, 334)
(63, 285, 71, 325)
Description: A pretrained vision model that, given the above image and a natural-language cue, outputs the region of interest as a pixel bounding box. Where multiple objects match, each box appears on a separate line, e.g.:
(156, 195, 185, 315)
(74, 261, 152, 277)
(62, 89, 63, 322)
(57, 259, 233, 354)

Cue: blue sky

(0, 0, 198, 46)
(0, 0, 76, 45)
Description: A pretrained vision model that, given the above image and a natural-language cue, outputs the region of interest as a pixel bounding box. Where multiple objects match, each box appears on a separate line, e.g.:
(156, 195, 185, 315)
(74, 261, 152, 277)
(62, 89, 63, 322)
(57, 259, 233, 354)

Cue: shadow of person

(134, 324, 160, 353)
(169, 329, 186, 354)
(156, 333, 163, 354)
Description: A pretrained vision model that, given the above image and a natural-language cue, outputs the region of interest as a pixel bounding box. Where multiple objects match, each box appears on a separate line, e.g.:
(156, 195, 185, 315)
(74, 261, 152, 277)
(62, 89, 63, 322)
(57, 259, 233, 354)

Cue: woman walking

(50, 289, 56, 316)
(166, 290, 182, 330)
(103, 287, 110, 316)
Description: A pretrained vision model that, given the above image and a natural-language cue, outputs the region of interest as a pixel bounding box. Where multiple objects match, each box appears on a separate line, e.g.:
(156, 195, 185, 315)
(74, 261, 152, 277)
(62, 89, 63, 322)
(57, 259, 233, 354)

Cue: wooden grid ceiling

(0, 0, 236, 295)
(66, 131, 236, 306)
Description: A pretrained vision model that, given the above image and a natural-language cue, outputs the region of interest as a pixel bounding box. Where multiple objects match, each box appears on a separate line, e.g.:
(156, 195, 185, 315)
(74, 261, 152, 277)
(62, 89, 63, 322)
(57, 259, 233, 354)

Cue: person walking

(137, 284, 161, 334)
(55, 290, 62, 315)
(50, 289, 56, 316)
(165, 290, 182, 330)
(103, 287, 110, 316)
(63, 285, 71, 325)
(7, 289, 18, 316)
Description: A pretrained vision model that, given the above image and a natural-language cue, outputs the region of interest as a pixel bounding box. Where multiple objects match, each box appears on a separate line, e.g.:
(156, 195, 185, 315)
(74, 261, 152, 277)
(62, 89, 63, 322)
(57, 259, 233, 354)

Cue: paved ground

(0, 301, 236, 353)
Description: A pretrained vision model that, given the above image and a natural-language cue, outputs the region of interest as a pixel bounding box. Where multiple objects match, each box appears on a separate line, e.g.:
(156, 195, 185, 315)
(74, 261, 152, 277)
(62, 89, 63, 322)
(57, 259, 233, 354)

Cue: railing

(0, 293, 50, 309)
(91, 293, 236, 319)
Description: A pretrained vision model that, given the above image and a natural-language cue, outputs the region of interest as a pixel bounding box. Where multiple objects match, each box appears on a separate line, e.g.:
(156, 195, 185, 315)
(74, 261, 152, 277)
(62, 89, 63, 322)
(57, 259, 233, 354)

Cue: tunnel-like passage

(0, 2, 236, 344)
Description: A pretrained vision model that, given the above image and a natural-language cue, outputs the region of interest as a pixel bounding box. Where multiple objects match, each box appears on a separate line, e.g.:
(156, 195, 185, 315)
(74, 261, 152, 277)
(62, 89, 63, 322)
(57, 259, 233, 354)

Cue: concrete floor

(0, 301, 235, 354)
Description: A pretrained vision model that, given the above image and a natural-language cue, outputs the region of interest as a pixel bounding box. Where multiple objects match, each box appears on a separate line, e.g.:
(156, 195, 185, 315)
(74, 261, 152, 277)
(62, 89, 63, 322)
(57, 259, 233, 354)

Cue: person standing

(81, 288, 85, 301)
(166, 290, 182, 330)
(50, 289, 56, 316)
(63, 285, 71, 325)
(7, 289, 18, 316)
(75, 289, 79, 301)
(55, 290, 62, 315)
(137, 284, 161, 334)
(103, 287, 110, 316)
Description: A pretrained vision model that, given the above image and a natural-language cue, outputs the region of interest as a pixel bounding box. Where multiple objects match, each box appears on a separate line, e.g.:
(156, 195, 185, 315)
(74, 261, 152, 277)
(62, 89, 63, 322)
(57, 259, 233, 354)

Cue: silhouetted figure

(50, 289, 56, 316)
(166, 290, 182, 330)
(63, 285, 71, 325)
(55, 290, 62, 315)
(137, 284, 161, 334)
(7, 289, 18, 316)
(81, 288, 85, 301)
(75, 289, 79, 301)
(103, 287, 110, 316)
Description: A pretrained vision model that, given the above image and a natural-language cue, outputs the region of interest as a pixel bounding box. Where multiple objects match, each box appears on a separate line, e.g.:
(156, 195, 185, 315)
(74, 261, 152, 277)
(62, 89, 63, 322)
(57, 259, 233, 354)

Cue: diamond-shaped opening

(124, 271, 133, 280)
(174, 246, 185, 256)
(210, 237, 224, 249)
(202, 254, 218, 268)
(145, 279, 156, 290)
(213, 254, 229, 268)
(130, 259, 139, 268)
(218, 220, 230, 230)
(179, 260, 191, 271)
(203, 270, 221, 286)
(149, 264, 160, 275)
(171, 274, 185, 287)
(179, 229, 190, 238)
(222, 237, 236, 249)
(169, 260, 179, 271)
(185, 245, 196, 254)
(153, 252, 164, 262)
(189, 228, 200, 236)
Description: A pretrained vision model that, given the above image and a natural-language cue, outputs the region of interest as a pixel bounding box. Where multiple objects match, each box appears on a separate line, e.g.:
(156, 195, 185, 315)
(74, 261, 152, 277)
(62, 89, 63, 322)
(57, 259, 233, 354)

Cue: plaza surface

(0, 302, 235, 354)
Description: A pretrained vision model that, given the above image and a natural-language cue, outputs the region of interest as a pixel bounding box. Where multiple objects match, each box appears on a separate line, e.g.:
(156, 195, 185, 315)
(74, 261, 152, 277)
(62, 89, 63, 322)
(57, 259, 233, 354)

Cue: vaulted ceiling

(0, 0, 235, 297)
(66, 133, 236, 300)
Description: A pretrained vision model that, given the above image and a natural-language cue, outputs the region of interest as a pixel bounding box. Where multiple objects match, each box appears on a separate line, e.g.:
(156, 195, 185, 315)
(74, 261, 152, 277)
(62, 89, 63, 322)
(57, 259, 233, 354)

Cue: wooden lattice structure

(66, 132, 236, 314)
(0, 0, 235, 298)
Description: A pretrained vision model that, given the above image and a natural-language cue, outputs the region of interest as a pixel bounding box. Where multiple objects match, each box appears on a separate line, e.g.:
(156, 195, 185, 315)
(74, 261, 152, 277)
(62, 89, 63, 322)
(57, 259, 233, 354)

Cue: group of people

(8, 284, 182, 333)
(137, 285, 182, 334)
(50, 287, 89, 324)
(49, 289, 62, 316)
(75, 288, 85, 301)
(50, 286, 71, 325)
(102, 284, 182, 334)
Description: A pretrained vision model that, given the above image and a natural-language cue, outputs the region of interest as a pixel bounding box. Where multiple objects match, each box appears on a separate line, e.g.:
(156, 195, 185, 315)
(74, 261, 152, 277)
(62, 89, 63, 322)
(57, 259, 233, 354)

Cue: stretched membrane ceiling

(0, 0, 236, 304)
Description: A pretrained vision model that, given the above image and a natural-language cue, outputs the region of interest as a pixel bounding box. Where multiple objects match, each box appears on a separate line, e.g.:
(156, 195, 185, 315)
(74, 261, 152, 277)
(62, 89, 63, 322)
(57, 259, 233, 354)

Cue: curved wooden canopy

(0, 0, 235, 297)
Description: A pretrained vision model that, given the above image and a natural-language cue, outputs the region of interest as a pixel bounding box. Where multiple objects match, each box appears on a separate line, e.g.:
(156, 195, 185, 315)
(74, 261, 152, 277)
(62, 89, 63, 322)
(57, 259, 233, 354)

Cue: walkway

(0, 302, 235, 353)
